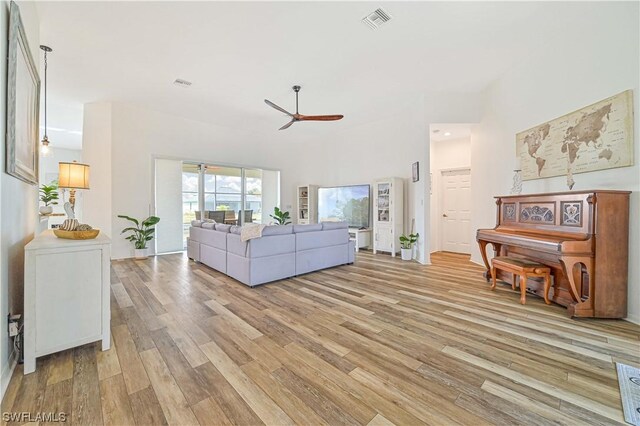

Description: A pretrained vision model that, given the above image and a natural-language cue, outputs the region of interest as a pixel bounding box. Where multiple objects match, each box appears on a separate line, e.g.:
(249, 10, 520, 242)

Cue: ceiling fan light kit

(264, 85, 344, 130)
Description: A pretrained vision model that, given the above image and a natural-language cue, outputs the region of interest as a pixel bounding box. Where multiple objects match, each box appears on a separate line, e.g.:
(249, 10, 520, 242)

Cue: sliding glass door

(205, 166, 242, 213)
(244, 169, 262, 223)
(162, 159, 280, 253)
(181, 163, 200, 245)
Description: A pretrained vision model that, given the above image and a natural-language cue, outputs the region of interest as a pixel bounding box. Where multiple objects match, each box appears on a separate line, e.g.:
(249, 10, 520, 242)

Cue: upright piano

(476, 190, 630, 318)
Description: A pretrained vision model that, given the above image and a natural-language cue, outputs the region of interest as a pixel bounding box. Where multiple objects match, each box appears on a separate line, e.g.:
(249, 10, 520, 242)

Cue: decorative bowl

(53, 229, 100, 240)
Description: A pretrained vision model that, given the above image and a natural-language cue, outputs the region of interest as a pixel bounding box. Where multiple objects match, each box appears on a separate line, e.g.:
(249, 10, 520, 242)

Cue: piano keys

(476, 190, 630, 318)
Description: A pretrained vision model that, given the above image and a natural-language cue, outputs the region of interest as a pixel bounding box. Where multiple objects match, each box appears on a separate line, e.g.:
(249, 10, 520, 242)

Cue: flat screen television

(317, 184, 370, 228)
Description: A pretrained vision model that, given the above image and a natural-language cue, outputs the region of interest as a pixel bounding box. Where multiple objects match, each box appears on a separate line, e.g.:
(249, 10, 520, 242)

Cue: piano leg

(543, 273, 551, 305)
(478, 240, 491, 281)
(560, 256, 595, 317)
(520, 273, 527, 304)
(490, 264, 497, 290)
(478, 240, 502, 282)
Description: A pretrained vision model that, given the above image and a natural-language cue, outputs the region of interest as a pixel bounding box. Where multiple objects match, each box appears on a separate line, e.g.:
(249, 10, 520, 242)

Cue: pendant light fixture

(40, 45, 53, 157)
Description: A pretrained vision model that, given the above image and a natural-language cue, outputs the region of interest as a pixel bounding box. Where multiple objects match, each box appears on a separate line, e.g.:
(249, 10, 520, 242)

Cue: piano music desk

(490, 256, 551, 305)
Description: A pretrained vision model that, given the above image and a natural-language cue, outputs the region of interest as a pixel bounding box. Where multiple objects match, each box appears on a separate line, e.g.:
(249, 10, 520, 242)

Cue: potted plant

(399, 233, 419, 261)
(269, 207, 291, 225)
(39, 182, 59, 214)
(118, 215, 160, 259)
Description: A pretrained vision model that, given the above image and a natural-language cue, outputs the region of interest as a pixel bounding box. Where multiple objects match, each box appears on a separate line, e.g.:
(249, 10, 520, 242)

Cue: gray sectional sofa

(187, 222, 355, 286)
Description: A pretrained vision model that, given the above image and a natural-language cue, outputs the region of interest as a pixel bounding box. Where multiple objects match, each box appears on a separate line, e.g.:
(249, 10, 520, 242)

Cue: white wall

(1, 0, 39, 399)
(82, 102, 315, 259)
(261, 169, 280, 224)
(314, 99, 429, 262)
(429, 137, 471, 252)
(286, 94, 481, 264)
(82, 102, 112, 240)
(471, 2, 640, 323)
(83, 94, 482, 263)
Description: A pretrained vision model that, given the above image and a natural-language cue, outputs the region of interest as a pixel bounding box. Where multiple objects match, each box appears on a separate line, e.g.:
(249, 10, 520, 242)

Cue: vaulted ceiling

(35, 1, 620, 147)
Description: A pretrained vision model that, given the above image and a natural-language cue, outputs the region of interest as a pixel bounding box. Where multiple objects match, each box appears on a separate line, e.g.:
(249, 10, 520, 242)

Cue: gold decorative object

(53, 229, 100, 240)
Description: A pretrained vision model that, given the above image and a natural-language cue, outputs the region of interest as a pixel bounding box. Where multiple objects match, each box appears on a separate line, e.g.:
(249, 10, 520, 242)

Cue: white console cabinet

(349, 228, 372, 252)
(373, 178, 404, 256)
(24, 230, 111, 374)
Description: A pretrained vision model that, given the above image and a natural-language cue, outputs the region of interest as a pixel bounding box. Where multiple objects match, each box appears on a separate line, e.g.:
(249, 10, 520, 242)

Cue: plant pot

(39, 205, 53, 215)
(134, 249, 148, 260)
(400, 248, 413, 261)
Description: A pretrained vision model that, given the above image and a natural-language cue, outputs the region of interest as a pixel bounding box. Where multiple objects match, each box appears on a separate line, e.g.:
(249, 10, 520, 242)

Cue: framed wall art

(6, 1, 41, 185)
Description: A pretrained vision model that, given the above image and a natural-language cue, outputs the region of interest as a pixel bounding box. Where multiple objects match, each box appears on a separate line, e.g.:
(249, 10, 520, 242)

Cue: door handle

(442, 214, 448, 217)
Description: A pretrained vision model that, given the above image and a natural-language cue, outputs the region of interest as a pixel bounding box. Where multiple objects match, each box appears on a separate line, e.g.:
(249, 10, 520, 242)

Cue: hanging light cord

(43, 49, 47, 140)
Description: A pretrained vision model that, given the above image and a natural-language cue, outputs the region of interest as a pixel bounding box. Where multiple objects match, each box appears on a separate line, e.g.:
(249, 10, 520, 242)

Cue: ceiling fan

(264, 85, 344, 130)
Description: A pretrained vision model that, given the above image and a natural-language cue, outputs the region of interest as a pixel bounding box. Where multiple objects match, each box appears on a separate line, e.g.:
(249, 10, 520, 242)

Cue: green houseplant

(399, 233, 419, 261)
(118, 215, 160, 259)
(269, 207, 291, 225)
(39, 182, 59, 215)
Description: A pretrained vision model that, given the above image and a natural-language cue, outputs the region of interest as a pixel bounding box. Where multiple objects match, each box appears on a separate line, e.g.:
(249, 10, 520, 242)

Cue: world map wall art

(516, 90, 634, 182)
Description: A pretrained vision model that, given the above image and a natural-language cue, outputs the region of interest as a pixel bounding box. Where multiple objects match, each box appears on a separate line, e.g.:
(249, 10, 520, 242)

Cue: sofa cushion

(322, 221, 349, 230)
(196, 227, 227, 250)
(227, 233, 295, 258)
(296, 228, 349, 251)
(189, 226, 204, 241)
(202, 222, 216, 229)
(191, 220, 203, 227)
(262, 224, 293, 236)
(294, 224, 323, 233)
(215, 224, 232, 232)
(230, 225, 242, 235)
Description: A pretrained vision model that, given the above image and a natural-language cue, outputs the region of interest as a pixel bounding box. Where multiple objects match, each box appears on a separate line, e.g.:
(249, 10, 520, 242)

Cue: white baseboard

(1, 348, 18, 402)
(470, 258, 485, 267)
(626, 313, 640, 325)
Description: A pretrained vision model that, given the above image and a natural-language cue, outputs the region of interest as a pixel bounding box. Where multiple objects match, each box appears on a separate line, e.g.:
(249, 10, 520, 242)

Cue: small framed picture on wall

(412, 162, 419, 182)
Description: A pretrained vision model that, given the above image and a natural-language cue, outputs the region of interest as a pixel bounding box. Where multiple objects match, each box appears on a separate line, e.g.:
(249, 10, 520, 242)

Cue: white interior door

(441, 169, 472, 254)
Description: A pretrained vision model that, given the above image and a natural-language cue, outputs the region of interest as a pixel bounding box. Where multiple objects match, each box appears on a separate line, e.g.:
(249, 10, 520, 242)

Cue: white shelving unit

(373, 177, 404, 256)
(297, 185, 318, 224)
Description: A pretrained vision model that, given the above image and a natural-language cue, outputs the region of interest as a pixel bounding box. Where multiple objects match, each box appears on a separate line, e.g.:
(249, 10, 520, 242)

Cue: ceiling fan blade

(278, 119, 296, 130)
(298, 114, 344, 121)
(265, 99, 294, 117)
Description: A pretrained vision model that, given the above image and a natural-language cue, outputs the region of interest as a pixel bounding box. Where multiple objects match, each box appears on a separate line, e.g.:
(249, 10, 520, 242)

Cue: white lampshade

(58, 161, 90, 190)
(514, 157, 522, 171)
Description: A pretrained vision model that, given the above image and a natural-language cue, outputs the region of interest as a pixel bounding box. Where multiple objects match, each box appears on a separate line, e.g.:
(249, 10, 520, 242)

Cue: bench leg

(543, 273, 551, 305)
(511, 273, 516, 290)
(490, 265, 497, 290)
(520, 274, 527, 304)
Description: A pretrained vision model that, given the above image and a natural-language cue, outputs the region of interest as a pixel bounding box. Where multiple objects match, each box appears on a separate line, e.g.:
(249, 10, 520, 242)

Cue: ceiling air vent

(362, 8, 392, 30)
(173, 78, 192, 88)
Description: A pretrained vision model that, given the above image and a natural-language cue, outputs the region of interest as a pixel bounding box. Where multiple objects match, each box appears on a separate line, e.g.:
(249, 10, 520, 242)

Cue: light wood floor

(2, 251, 639, 425)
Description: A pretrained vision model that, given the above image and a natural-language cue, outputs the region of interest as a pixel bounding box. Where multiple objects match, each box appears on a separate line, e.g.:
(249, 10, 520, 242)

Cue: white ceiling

(430, 123, 473, 142)
(34, 1, 615, 149)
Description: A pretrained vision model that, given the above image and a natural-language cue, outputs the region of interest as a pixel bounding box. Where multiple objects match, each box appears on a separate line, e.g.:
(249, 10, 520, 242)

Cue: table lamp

(58, 161, 90, 218)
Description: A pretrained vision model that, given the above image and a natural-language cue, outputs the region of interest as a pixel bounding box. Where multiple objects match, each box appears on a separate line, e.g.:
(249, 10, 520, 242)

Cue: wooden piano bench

(490, 256, 551, 305)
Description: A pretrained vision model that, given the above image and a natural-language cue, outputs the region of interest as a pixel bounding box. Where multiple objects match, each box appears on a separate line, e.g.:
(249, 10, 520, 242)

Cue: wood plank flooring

(2, 251, 639, 425)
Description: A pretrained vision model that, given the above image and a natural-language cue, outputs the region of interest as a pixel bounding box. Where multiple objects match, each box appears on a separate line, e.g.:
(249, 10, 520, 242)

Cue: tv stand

(348, 228, 371, 252)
